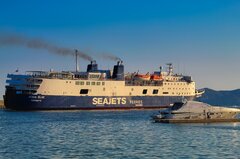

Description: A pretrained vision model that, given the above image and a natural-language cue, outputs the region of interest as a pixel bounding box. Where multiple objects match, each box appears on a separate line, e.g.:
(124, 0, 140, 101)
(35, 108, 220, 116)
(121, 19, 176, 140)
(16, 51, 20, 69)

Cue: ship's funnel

(112, 60, 124, 80)
(75, 50, 79, 72)
(87, 60, 98, 72)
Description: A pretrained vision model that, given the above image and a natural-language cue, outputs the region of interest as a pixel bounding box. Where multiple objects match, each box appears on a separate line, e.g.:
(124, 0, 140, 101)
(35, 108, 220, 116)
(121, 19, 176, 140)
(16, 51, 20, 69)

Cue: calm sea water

(0, 109, 239, 159)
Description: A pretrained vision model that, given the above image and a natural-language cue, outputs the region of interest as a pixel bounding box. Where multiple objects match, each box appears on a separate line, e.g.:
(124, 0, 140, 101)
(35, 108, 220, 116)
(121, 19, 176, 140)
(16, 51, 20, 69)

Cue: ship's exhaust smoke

(100, 53, 121, 61)
(0, 33, 93, 61)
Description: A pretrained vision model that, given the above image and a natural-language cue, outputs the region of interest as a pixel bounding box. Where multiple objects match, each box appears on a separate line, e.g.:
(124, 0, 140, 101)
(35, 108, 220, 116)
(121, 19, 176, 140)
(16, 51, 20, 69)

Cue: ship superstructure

(4, 56, 204, 110)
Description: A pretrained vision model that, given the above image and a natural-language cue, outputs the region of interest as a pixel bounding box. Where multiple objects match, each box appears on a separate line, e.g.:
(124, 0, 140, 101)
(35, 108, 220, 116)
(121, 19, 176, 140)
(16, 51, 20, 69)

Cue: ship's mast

(159, 66, 162, 75)
(166, 63, 173, 75)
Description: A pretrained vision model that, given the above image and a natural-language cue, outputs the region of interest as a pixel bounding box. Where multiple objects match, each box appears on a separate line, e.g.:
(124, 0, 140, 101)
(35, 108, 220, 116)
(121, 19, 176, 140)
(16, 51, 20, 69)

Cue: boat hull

(154, 118, 240, 123)
(4, 88, 195, 110)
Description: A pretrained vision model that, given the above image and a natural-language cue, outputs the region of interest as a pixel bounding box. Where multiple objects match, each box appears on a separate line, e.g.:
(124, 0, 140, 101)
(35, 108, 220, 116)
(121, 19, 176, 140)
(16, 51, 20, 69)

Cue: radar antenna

(166, 63, 173, 75)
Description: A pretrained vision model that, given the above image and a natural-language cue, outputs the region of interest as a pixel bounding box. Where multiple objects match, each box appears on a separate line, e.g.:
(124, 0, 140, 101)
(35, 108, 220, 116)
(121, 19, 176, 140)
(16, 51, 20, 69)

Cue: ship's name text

(129, 100, 142, 104)
(92, 97, 127, 105)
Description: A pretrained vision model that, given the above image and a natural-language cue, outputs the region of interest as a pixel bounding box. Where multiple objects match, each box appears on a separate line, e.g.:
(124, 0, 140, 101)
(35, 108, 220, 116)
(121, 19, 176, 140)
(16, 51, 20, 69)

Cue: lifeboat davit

(150, 74, 163, 81)
(134, 73, 150, 81)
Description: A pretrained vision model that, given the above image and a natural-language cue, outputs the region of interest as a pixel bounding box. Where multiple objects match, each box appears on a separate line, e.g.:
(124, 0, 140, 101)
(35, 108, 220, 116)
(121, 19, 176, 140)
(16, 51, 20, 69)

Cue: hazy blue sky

(1, 0, 240, 99)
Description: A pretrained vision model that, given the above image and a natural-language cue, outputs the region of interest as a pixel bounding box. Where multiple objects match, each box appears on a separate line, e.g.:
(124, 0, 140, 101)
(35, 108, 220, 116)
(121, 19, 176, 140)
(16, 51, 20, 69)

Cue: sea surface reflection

(0, 110, 239, 159)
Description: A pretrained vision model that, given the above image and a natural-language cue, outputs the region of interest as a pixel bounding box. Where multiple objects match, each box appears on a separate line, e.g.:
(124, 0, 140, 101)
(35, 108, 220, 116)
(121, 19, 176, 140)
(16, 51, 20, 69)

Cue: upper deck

(7, 60, 195, 89)
(23, 70, 193, 85)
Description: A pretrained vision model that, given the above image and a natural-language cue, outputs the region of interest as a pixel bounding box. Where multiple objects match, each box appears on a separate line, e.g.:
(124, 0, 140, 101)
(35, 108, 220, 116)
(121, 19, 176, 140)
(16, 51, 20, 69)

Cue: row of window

(76, 81, 105, 86)
(142, 89, 161, 95)
(80, 89, 161, 95)
(130, 87, 192, 91)
(89, 74, 100, 79)
(142, 89, 192, 95)
(164, 83, 192, 86)
(174, 92, 192, 95)
(165, 77, 180, 81)
(79, 88, 192, 95)
(168, 88, 192, 90)
(80, 89, 163, 95)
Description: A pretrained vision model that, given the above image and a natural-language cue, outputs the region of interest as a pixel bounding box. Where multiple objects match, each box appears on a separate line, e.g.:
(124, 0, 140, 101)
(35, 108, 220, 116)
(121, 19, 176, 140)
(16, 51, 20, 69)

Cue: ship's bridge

(26, 71, 49, 77)
(26, 71, 74, 79)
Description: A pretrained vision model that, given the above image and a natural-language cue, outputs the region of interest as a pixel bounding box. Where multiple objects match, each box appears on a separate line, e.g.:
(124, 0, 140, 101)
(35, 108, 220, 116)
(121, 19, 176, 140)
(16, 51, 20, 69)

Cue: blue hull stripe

(4, 89, 194, 110)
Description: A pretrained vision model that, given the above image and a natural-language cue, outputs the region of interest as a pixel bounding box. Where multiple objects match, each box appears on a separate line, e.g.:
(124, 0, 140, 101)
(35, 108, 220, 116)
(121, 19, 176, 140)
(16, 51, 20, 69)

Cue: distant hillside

(197, 88, 240, 106)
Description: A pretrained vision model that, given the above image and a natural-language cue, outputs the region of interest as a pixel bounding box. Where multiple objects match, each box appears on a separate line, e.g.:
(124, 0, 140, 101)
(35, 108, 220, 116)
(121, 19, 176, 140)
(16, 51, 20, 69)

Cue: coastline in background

(197, 88, 240, 107)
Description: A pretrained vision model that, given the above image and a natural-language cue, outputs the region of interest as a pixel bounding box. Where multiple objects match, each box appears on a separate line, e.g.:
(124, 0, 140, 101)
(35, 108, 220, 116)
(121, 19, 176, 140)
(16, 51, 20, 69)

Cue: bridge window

(80, 89, 89, 94)
(163, 92, 169, 94)
(91, 82, 95, 85)
(97, 82, 101, 85)
(102, 82, 105, 85)
(16, 91, 22, 94)
(86, 82, 90, 85)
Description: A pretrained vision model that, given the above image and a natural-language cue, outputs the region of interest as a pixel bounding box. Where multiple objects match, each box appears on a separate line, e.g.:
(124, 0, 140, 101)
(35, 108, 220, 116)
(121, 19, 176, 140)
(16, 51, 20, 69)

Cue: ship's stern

(4, 74, 42, 110)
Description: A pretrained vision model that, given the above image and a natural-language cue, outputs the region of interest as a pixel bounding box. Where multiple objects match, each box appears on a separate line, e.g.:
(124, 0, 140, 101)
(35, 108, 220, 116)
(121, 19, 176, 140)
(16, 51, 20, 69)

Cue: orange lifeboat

(150, 74, 163, 81)
(134, 73, 150, 81)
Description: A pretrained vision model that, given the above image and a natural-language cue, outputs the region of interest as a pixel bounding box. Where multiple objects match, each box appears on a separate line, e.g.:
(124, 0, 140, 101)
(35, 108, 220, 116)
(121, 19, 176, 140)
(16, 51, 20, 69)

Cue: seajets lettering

(92, 97, 127, 105)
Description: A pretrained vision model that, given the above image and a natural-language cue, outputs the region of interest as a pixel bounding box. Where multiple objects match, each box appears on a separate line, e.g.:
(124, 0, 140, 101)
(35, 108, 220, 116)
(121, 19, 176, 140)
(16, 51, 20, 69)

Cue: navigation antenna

(166, 63, 173, 75)
(75, 49, 79, 72)
(159, 66, 162, 75)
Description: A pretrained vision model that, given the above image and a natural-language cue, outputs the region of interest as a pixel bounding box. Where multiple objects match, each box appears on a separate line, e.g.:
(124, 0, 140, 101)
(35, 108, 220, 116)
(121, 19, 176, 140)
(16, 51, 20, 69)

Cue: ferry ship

(4, 55, 204, 110)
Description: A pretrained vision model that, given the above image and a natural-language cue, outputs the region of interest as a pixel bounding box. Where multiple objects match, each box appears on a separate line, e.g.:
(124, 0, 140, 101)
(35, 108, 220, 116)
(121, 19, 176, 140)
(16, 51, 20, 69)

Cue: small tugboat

(152, 101, 240, 123)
